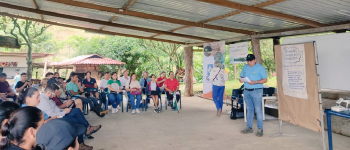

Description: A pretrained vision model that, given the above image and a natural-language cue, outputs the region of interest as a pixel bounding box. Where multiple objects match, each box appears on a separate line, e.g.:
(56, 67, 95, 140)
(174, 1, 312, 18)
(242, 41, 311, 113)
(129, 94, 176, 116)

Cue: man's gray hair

(143, 71, 148, 75)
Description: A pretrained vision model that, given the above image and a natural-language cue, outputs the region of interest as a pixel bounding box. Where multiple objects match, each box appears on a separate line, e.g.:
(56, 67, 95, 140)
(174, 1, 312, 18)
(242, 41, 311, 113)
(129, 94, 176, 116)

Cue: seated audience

(107, 72, 123, 114)
(157, 71, 167, 96)
(146, 74, 161, 113)
(15, 72, 31, 93)
(0, 106, 44, 150)
(0, 101, 20, 137)
(41, 78, 83, 111)
(99, 72, 110, 91)
(119, 70, 130, 101)
(139, 71, 151, 100)
(36, 119, 87, 150)
(54, 72, 60, 78)
(17, 87, 54, 123)
(0, 73, 17, 101)
(126, 73, 142, 114)
(164, 71, 180, 110)
(82, 71, 99, 99)
(66, 72, 106, 116)
(37, 84, 99, 148)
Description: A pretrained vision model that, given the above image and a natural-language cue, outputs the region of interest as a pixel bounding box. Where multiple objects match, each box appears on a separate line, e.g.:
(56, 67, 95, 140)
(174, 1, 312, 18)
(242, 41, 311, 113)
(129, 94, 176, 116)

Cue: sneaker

(256, 129, 264, 137)
(115, 108, 119, 113)
(112, 108, 116, 114)
(241, 127, 253, 134)
(132, 109, 136, 114)
(79, 143, 93, 150)
(154, 109, 158, 113)
(136, 109, 140, 113)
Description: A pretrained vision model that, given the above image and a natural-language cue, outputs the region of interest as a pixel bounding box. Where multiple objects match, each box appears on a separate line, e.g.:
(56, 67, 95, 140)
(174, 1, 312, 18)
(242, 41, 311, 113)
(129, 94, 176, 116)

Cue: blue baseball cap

(36, 119, 86, 150)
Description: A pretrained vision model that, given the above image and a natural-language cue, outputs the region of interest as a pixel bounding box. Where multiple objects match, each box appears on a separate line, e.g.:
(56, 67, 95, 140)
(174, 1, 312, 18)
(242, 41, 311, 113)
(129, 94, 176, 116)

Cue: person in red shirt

(164, 71, 180, 110)
(156, 71, 167, 95)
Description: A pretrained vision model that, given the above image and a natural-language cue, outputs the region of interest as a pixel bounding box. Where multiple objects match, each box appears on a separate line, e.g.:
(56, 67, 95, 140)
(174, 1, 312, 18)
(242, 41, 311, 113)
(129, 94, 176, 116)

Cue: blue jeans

(108, 93, 123, 108)
(212, 85, 225, 111)
(244, 89, 263, 130)
(63, 108, 90, 144)
(129, 94, 142, 110)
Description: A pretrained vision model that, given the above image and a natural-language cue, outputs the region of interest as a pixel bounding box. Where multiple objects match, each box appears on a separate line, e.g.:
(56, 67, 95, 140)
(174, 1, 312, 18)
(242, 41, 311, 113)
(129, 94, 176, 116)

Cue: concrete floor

(84, 96, 350, 150)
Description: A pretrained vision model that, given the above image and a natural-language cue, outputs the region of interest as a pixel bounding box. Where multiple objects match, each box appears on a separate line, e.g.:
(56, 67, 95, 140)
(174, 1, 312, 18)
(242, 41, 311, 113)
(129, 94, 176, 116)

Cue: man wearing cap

(239, 54, 267, 137)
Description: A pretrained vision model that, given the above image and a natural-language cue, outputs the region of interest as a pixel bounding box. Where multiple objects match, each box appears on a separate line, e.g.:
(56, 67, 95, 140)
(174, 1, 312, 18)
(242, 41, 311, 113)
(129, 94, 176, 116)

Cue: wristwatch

(255, 81, 258, 84)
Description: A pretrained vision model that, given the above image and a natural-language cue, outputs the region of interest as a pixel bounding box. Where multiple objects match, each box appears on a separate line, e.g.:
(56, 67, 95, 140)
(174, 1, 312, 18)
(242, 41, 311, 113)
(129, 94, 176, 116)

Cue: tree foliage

(0, 16, 51, 79)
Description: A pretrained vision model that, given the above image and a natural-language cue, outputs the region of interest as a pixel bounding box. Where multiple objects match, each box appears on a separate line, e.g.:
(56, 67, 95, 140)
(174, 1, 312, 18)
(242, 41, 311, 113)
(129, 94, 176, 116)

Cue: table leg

(327, 112, 333, 150)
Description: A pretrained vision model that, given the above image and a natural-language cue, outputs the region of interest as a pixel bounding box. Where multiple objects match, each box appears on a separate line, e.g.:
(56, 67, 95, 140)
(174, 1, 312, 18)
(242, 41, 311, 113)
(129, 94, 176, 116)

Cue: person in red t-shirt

(164, 71, 180, 110)
(156, 71, 167, 94)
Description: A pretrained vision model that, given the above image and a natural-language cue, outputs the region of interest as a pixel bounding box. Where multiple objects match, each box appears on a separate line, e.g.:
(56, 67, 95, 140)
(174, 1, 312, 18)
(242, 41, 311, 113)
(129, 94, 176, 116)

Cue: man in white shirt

(119, 70, 130, 100)
(119, 70, 130, 89)
(37, 84, 102, 136)
(99, 72, 110, 91)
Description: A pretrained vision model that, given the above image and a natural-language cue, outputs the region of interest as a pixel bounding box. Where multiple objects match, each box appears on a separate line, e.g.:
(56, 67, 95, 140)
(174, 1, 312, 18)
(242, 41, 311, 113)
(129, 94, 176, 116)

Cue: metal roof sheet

(44, 15, 102, 30)
(208, 12, 304, 32)
(228, 0, 271, 6)
(113, 15, 183, 31)
(0, 0, 35, 9)
(0, 7, 42, 20)
(50, 54, 125, 66)
(36, 0, 113, 22)
(155, 35, 203, 43)
(74, 0, 129, 9)
(174, 27, 244, 40)
(129, 0, 236, 22)
(103, 26, 156, 37)
(264, 0, 350, 24)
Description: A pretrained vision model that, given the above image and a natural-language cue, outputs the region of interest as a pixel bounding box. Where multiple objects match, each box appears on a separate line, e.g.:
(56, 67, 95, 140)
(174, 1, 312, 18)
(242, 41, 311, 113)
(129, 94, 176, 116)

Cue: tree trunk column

(251, 38, 262, 65)
(26, 45, 33, 80)
(184, 46, 194, 97)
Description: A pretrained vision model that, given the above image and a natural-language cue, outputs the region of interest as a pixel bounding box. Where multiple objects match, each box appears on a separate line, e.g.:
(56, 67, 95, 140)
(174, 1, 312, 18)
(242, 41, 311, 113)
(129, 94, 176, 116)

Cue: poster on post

(229, 42, 248, 63)
(203, 41, 225, 99)
(281, 44, 308, 99)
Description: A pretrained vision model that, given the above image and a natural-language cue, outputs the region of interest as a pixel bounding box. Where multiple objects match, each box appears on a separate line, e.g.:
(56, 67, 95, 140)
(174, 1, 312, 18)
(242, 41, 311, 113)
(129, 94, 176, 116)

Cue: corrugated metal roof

(74, 0, 129, 8)
(44, 15, 103, 30)
(208, 12, 304, 32)
(0, 7, 42, 20)
(50, 54, 125, 66)
(0, 0, 35, 9)
(264, 0, 350, 24)
(228, 0, 271, 6)
(36, 0, 113, 22)
(114, 15, 183, 31)
(174, 27, 244, 40)
(129, 0, 236, 22)
(103, 26, 156, 37)
(155, 35, 203, 43)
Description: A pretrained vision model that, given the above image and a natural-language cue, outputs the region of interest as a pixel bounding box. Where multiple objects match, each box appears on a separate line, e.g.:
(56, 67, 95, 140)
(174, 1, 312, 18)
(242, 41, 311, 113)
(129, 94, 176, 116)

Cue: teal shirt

(240, 63, 267, 89)
(22, 104, 49, 120)
(66, 81, 80, 97)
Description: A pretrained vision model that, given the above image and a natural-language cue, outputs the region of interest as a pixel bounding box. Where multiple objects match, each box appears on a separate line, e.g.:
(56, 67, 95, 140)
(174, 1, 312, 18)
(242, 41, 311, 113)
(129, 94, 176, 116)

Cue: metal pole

(313, 42, 327, 150)
(326, 112, 332, 150)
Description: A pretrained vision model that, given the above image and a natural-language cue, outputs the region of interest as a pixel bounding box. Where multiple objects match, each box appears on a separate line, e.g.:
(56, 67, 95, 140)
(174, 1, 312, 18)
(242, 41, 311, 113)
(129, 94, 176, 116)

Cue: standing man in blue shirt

(240, 54, 267, 137)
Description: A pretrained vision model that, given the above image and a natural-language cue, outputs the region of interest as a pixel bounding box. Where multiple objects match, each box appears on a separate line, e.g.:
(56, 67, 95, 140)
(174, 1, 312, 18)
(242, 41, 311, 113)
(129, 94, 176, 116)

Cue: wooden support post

(184, 46, 194, 97)
(251, 38, 262, 65)
(117, 65, 121, 80)
(73, 66, 76, 72)
(272, 38, 280, 59)
(43, 56, 48, 78)
(234, 63, 237, 80)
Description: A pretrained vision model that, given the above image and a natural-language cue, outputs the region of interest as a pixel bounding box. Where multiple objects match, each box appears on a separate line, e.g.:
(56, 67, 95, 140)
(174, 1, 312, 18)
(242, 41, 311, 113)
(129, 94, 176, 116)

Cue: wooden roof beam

(0, 12, 185, 44)
(123, 0, 136, 10)
(31, 0, 44, 20)
(0, 2, 213, 42)
(46, 0, 253, 35)
(196, 0, 325, 27)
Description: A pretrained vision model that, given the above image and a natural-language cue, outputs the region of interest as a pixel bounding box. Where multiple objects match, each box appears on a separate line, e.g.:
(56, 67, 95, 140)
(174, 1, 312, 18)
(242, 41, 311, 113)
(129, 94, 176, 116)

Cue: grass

(180, 76, 277, 97)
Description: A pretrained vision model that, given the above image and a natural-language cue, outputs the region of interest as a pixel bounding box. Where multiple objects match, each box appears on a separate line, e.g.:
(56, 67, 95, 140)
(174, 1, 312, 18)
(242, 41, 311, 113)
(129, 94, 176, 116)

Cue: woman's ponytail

(0, 121, 11, 149)
(17, 87, 38, 106)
